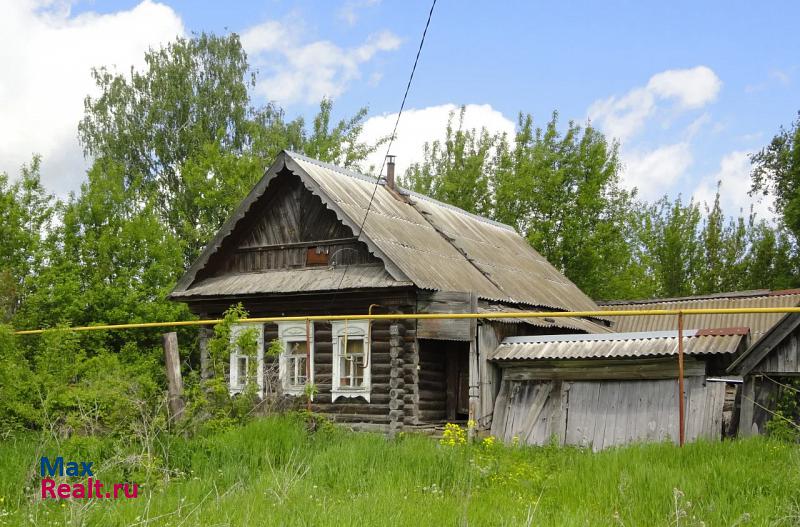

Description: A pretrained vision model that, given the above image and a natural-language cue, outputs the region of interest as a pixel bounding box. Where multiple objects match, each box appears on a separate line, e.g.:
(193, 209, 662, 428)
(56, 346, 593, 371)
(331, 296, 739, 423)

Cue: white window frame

(278, 321, 314, 396)
(229, 323, 264, 397)
(331, 320, 371, 403)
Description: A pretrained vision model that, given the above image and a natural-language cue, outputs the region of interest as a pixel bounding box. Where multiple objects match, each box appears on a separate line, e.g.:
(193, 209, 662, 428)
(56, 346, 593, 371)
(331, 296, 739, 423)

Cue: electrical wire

(763, 374, 800, 394)
(327, 0, 437, 302)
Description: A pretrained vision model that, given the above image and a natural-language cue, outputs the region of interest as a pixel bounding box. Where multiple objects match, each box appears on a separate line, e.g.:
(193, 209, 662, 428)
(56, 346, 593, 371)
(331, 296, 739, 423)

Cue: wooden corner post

(677, 312, 685, 447)
(468, 292, 479, 439)
(163, 331, 185, 423)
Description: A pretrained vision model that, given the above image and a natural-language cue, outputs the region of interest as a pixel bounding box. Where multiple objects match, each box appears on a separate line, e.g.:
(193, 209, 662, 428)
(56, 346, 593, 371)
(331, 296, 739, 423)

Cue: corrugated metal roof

(599, 290, 800, 338)
(286, 152, 600, 312)
(490, 328, 747, 361)
(172, 265, 409, 297)
(478, 305, 612, 333)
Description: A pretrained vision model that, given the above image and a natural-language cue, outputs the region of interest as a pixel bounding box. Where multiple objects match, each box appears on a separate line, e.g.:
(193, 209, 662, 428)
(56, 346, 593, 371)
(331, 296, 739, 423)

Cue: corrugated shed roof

(490, 328, 747, 361)
(599, 290, 800, 338)
(172, 266, 409, 297)
(478, 305, 612, 333)
(288, 152, 600, 312)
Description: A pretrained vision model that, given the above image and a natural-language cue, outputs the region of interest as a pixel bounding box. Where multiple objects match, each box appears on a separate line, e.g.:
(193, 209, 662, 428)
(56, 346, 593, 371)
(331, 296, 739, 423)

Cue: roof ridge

(597, 289, 800, 305)
(501, 329, 701, 344)
(501, 326, 750, 345)
(285, 150, 516, 232)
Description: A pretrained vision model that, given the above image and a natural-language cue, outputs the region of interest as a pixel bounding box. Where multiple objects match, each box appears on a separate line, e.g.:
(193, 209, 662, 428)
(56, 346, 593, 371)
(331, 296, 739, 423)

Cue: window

(278, 322, 314, 396)
(229, 324, 264, 396)
(332, 321, 370, 402)
(338, 338, 365, 388)
(286, 341, 309, 388)
(235, 356, 248, 388)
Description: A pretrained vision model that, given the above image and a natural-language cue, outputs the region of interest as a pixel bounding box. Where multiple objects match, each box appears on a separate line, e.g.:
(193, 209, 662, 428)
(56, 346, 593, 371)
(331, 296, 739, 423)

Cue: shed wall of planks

(491, 373, 726, 451)
(750, 328, 800, 375)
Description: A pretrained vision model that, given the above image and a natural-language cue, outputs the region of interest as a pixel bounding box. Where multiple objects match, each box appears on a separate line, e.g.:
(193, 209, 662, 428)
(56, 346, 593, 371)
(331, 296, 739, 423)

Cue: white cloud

(646, 66, 721, 109)
(623, 143, 694, 200)
(588, 66, 721, 142)
(0, 0, 184, 195)
(693, 150, 775, 219)
(359, 103, 516, 178)
(241, 19, 400, 106)
(338, 0, 381, 26)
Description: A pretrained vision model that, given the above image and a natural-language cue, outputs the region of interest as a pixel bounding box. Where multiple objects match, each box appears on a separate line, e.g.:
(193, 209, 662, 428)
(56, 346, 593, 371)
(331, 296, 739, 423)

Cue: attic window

(306, 247, 329, 266)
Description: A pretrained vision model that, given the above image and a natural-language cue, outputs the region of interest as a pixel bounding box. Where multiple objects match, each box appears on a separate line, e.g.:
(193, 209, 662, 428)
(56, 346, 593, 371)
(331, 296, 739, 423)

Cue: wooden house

(489, 328, 749, 450)
(170, 151, 609, 433)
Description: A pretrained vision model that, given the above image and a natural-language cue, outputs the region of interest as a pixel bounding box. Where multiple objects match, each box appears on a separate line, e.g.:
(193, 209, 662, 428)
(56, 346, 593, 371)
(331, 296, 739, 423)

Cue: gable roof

(171, 151, 600, 314)
(490, 327, 749, 361)
(599, 289, 800, 338)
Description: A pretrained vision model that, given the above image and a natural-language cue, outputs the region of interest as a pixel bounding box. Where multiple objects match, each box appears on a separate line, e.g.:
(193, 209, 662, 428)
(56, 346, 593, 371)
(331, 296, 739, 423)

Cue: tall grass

(1, 414, 798, 526)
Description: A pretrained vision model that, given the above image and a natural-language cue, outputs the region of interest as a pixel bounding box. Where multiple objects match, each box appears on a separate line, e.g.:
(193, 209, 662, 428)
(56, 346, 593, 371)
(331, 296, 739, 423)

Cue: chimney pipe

(386, 155, 396, 190)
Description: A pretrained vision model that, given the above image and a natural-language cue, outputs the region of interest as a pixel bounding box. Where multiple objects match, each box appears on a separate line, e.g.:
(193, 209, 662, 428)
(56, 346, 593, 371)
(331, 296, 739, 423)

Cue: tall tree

(638, 196, 703, 298)
(403, 107, 496, 217)
(696, 188, 748, 295)
(0, 157, 56, 322)
(494, 112, 642, 299)
(404, 109, 642, 299)
(751, 111, 800, 240)
(79, 33, 380, 264)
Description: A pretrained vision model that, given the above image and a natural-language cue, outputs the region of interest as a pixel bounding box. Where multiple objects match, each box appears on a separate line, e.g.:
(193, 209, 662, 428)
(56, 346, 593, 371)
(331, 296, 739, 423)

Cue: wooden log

(418, 410, 446, 422)
(314, 403, 390, 415)
(418, 389, 446, 401)
(419, 361, 446, 372)
(163, 332, 185, 423)
(198, 327, 212, 382)
(325, 413, 391, 424)
(313, 393, 391, 405)
(418, 400, 447, 411)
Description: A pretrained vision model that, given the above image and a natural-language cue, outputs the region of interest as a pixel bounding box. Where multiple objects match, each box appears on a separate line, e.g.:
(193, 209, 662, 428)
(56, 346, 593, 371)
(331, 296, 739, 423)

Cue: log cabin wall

(191, 291, 418, 431)
(416, 341, 449, 423)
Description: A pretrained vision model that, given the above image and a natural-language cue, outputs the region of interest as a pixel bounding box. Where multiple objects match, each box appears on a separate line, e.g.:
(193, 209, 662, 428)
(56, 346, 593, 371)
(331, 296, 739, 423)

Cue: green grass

(1, 414, 799, 526)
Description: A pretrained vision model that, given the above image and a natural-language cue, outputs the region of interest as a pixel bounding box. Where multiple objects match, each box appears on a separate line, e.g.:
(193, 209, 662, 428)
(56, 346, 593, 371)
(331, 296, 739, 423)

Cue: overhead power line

(328, 0, 437, 300)
(13, 307, 800, 335)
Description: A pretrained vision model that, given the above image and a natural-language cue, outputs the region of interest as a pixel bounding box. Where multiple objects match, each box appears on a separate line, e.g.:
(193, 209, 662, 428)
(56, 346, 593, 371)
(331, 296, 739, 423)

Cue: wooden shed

(170, 151, 609, 433)
(727, 313, 800, 437)
(489, 328, 749, 450)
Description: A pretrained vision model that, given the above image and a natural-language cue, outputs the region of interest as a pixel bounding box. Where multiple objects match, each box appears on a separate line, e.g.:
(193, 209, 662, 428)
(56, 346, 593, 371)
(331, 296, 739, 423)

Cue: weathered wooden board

(498, 357, 706, 381)
(493, 374, 727, 451)
(416, 291, 473, 340)
(752, 328, 800, 374)
(202, 174, 379, 277)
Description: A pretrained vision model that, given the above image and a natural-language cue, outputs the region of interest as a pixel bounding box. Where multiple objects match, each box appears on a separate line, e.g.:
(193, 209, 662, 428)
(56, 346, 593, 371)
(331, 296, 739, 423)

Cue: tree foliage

(751, 112, 800, 240)
(79, 33, 381, 264)
(0, 32, 381, 436)
(403, 107, 799, 300)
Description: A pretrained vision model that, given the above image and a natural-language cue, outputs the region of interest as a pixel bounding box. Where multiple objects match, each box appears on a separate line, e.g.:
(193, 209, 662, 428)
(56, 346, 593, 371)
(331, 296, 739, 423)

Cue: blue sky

(3, 0, 799, 217)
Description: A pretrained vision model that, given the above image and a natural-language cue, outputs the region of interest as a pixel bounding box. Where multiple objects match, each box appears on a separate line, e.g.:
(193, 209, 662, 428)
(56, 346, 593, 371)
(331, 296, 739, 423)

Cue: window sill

(332, 388, 371, 403)
(283, 387, 309, 397)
